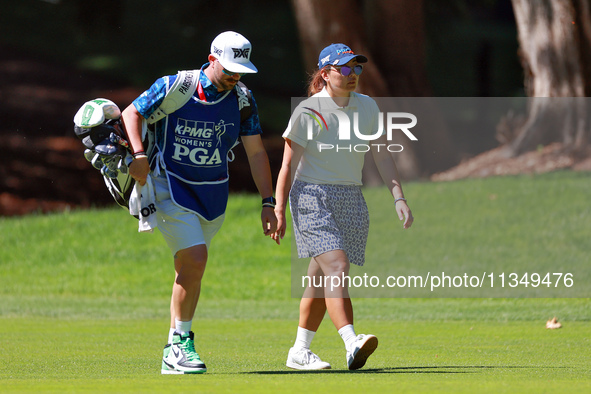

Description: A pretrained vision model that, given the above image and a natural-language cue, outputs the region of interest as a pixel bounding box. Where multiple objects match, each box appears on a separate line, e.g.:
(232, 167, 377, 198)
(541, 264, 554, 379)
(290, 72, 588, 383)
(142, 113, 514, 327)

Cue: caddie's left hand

(129, 156, 150, 186)
(261, 207, 278, 236)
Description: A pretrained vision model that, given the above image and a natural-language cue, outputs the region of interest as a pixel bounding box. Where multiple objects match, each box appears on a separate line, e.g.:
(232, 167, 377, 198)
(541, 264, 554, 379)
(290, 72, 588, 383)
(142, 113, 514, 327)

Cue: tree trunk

(510, 0, 590, 155)
(363, 0, 432, 97)
(290, 0, 457, 179)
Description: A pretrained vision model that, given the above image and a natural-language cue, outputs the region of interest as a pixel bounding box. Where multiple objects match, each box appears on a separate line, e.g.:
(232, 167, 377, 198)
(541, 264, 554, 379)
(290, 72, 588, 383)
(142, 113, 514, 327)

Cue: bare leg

(299, 251, 353, 331)
(314, 250, 353, 330)
(169, 244, 208, 326)
(299, 258, 327, 331)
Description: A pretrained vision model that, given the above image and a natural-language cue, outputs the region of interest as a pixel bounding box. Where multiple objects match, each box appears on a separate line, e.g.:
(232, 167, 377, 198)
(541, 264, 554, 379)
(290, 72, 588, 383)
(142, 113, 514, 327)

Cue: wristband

(262, 196, 276, 208)
(394, 197, 407, 204)
(133, 151, 147, 159)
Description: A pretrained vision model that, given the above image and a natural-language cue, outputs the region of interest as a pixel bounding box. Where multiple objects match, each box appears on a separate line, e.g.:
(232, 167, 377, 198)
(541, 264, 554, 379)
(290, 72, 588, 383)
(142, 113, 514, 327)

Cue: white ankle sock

(294, 326, 316, 350)
(168, 328, 176, 344)
(338, 324, 357, 350)
(175, 319, 192, 335)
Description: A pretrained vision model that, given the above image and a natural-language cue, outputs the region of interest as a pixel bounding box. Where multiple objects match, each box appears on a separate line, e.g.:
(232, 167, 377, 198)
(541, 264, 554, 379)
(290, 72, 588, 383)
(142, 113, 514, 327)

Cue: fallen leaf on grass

(546, 317, 562, 329)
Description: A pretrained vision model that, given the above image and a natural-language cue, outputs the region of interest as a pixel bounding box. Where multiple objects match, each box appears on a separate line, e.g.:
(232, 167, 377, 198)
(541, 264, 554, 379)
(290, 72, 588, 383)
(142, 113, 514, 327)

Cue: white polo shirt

(283, 88, 382, 185)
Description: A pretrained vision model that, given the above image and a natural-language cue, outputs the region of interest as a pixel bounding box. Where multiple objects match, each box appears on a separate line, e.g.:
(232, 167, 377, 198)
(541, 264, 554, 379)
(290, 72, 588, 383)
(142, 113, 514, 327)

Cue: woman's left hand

(396, 200, 414, 229)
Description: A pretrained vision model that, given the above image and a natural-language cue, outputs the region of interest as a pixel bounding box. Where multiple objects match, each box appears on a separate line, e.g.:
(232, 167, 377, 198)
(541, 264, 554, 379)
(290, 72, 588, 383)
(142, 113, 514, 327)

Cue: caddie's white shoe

(286, 347, 331, 370)
(346, 334, 378, 370)
(161, 331, 207, 374)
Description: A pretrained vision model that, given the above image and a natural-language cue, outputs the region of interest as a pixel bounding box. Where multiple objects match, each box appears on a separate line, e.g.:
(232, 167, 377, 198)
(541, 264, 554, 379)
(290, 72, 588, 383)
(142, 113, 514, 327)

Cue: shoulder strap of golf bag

(146, 70, 253, 125)
(236, 81, 253, 123)
(146, 70, 198, 124)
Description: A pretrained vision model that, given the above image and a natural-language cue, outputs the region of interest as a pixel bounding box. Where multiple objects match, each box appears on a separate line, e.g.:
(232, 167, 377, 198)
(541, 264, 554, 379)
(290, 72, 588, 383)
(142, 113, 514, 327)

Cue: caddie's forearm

(248, 150, 274, 199)
(121, 104, 145, 155)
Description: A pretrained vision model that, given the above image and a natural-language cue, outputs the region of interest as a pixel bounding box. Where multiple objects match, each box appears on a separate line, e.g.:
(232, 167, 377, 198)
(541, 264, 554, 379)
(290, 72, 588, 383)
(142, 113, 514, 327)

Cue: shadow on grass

(244, 365, 568, 375)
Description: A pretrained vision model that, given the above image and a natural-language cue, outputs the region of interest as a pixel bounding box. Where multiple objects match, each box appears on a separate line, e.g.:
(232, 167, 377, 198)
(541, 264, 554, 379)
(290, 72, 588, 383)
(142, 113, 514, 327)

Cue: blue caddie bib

(160, 85, 240, 220)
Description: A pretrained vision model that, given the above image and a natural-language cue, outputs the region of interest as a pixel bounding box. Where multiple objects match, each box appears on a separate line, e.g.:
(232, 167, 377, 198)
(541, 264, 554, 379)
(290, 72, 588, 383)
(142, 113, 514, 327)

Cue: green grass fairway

(1, 317, 589, 393)
(1, 172, 590, 393)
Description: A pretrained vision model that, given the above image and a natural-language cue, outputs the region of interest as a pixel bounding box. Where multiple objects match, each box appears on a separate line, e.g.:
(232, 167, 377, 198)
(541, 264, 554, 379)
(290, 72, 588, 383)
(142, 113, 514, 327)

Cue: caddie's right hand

(129, 156, 150, 186)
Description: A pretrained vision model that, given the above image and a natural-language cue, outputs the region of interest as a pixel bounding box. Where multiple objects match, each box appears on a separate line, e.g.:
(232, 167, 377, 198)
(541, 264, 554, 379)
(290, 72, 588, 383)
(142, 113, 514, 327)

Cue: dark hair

(307, 68, 327, 97)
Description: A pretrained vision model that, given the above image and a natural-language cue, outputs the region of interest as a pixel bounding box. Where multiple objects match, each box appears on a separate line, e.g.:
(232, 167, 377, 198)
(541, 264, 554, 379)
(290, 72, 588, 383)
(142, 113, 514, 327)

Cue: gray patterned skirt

(289, 179, 369, 266)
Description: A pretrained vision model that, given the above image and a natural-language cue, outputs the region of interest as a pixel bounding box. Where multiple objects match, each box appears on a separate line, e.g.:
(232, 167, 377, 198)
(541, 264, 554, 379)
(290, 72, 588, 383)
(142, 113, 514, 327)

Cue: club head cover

(73, 98, 121, 128)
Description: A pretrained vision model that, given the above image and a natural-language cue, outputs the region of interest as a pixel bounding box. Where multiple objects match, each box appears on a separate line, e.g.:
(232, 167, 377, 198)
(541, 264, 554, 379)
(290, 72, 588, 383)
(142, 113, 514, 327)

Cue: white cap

(210, 31, 258, 74)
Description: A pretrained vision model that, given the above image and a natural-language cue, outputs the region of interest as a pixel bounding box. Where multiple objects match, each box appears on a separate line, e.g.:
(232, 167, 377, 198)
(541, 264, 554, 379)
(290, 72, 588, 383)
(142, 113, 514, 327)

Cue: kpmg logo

(303, 108, 418, 153)
(172, 118, 234, 166)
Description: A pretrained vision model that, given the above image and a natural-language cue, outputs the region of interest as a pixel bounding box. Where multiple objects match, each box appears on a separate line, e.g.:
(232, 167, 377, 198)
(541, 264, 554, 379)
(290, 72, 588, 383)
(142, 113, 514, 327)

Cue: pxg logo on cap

(211, 31, 258, 74)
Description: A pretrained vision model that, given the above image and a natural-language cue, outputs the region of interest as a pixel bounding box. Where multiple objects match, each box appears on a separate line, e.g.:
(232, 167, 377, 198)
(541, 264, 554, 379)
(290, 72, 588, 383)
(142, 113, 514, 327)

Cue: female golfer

(272, 43, 414, 370)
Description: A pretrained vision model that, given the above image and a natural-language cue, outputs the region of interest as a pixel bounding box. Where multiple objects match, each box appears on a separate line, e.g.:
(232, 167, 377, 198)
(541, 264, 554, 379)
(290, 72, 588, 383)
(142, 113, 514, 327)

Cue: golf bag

(73, 98, 138, 209)
(73, 70, 253, 210)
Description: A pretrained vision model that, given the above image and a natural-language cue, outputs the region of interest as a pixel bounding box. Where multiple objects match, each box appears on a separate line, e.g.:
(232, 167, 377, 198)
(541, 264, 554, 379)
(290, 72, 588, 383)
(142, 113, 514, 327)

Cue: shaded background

(0, 0, 527, 215)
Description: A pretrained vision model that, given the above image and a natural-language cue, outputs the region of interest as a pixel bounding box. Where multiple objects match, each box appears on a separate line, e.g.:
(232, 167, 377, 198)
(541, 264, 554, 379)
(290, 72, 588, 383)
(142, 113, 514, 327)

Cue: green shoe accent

(177, 332, 204, 365)
(166, 332, 207, 374)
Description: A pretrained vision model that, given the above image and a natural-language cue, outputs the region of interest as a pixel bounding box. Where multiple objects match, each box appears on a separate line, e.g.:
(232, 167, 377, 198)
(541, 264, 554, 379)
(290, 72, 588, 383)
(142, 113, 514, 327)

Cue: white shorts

(153, 174, 225, 255)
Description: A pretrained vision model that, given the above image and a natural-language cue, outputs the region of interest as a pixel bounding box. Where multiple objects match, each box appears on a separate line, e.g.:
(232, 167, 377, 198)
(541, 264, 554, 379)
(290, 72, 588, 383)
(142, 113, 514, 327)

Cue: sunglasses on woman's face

(331, 64, 363, 76)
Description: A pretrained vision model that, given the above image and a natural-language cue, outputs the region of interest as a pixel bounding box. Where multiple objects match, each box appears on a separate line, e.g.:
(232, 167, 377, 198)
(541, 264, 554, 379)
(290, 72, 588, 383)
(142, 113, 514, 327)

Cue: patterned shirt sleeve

(132, 76, 173, 119)
(239, 91, 263, 137)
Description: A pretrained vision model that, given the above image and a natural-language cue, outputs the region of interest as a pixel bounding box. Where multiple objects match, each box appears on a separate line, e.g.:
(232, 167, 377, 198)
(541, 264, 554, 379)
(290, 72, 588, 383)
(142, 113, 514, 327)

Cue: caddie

(121, 31, 277, 374)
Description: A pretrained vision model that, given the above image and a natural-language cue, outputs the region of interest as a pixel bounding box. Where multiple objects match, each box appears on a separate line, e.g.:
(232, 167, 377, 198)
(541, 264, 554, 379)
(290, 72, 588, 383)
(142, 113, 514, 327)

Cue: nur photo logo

(303, 107, 328, 131)
(303, 108, 418, 153)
